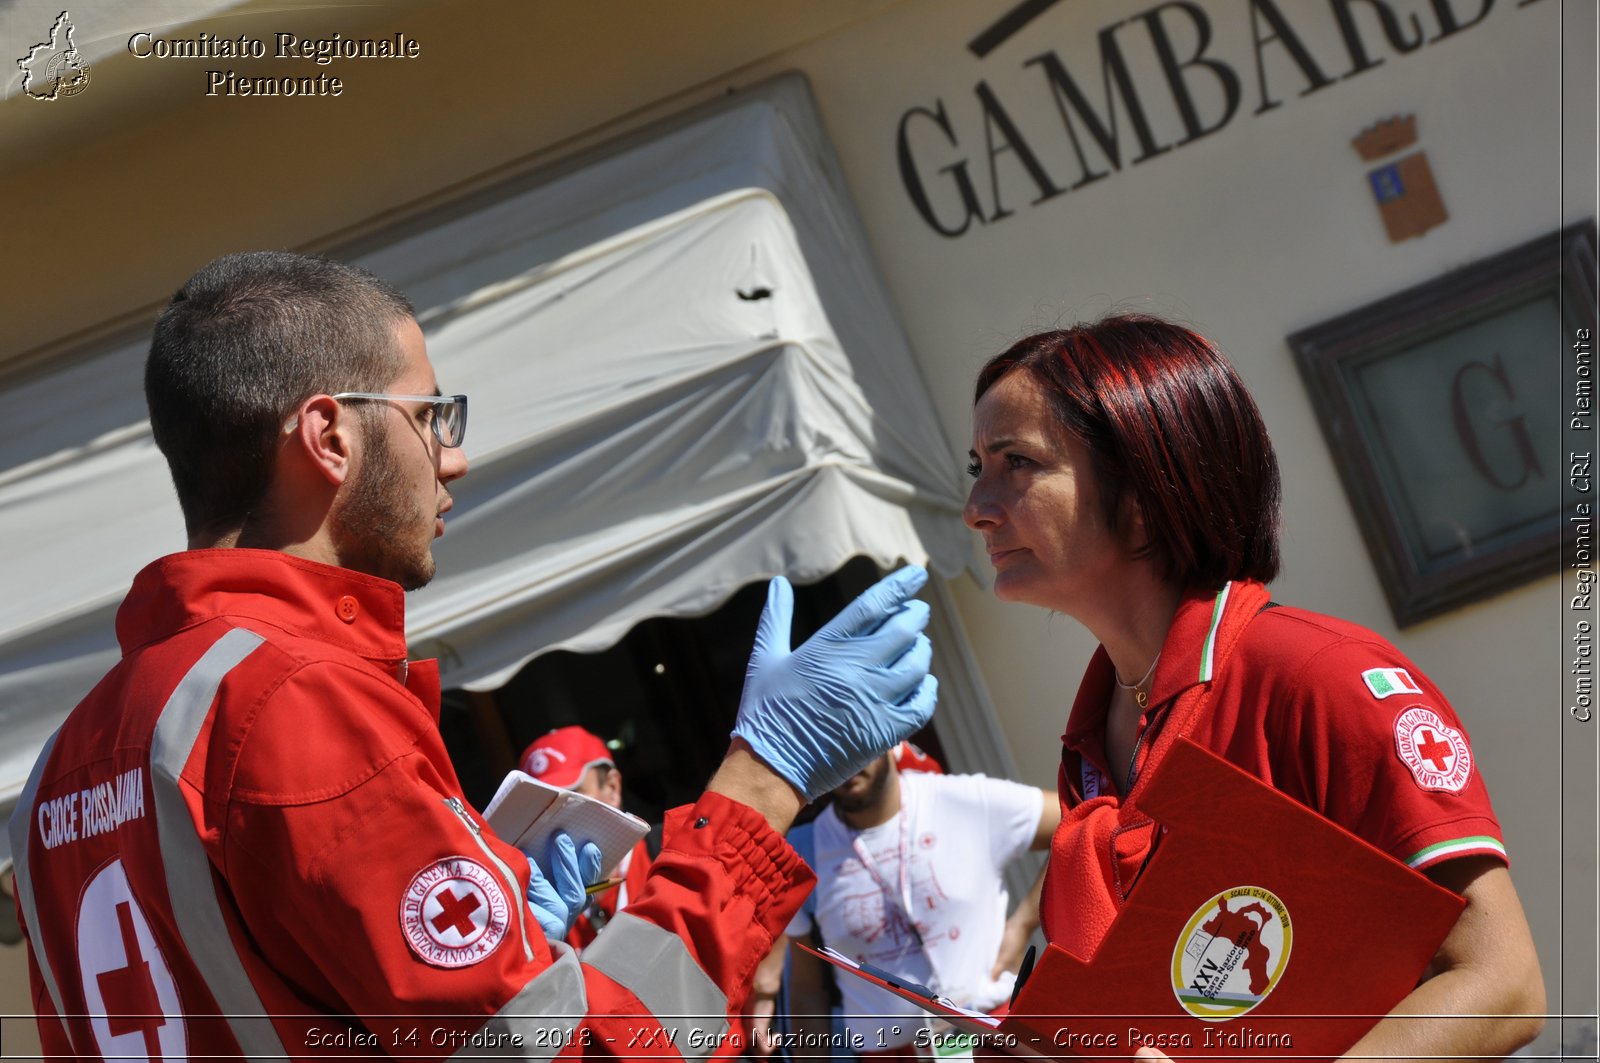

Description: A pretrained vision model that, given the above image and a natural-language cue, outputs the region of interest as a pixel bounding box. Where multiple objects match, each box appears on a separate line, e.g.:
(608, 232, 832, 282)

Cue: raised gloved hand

(524, 831, 602, 942)
(732, 565, 938, 801)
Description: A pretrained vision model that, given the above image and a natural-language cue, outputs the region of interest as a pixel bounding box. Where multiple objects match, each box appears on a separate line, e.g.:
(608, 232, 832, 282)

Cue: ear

(598, 768, 624, 804)
(285, 394, 358, 486)
(1118, 488, 1150, 550)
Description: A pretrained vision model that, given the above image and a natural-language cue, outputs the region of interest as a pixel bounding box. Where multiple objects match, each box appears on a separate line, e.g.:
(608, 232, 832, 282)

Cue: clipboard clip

(817, 944, 948, 1005)
(856, 958, 939, 1000)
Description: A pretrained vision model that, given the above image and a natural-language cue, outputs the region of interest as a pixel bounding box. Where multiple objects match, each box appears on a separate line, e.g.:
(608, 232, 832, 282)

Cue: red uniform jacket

(10, 550, 811, 1060)
(567, 836, 655, 952)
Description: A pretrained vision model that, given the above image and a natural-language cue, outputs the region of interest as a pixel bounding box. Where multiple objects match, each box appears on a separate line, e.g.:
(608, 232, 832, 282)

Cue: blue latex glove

(524, 831, 602, 942)
(732, 564, 938, 800)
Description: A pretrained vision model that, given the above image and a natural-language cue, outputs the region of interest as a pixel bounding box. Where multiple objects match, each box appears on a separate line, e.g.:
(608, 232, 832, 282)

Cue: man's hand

(523, 831, 601, 941)
(732, 566, 938, 801)
(989, 913, 1035, 981)
(990, 796, 1054, 979)
(744, 992, 780, 1058)
(744, 936, 790, 1058)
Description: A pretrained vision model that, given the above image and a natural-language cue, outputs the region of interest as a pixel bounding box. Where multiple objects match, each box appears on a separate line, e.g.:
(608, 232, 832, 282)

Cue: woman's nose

(964, 479, 997, 529)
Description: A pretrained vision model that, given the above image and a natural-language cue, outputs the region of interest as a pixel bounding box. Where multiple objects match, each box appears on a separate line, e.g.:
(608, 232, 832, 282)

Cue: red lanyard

(847, 797, 938, 988)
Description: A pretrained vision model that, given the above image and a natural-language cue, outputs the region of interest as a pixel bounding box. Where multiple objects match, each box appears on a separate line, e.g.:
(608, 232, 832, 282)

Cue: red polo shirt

(1046, 582, 1505, 954)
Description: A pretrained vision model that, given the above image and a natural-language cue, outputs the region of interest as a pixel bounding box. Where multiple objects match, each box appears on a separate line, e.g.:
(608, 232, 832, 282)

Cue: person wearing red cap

(518, 727, 656, 952)
(888, 738, 943, 776)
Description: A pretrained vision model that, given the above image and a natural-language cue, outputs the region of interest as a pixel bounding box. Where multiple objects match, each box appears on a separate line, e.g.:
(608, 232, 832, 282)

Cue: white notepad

(482, 769, 650, 876)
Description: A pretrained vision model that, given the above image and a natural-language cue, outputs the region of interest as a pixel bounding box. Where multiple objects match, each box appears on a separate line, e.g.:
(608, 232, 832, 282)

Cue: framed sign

(1289, 220, 1597, 626)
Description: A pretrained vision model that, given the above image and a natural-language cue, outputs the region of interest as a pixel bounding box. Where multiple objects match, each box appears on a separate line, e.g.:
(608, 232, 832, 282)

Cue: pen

(1010, 944, 1037, 1007)
(583, 878, 623, 896)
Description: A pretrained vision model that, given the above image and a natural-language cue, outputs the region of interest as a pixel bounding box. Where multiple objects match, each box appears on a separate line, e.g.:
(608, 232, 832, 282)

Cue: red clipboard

(804, 738, 1464, 1060)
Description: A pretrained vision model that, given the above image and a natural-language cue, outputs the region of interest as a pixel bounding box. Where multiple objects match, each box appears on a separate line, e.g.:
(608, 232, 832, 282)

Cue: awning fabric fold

(0, 75, 972, 813)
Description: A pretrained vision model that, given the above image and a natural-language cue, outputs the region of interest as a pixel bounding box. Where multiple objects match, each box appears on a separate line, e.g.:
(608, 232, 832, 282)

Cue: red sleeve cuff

(661, 791, 816, 901)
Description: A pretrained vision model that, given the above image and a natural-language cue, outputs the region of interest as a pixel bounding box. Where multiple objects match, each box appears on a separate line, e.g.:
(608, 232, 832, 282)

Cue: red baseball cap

(519, 726, 614, 789)
(892, 739, 943, 775)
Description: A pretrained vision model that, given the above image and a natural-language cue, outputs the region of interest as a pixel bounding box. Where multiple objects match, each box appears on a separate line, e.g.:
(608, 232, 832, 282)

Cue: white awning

(406, 185, 971, 688)
(0, 76, 974, 813)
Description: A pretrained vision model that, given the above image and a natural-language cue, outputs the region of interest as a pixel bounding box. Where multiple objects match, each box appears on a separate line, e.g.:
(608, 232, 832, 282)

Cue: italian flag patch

(1362, 667, 1422, 699)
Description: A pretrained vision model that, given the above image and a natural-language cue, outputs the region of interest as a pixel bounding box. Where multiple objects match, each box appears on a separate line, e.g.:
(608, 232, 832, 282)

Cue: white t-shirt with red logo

(787, 771, 1041, 1050)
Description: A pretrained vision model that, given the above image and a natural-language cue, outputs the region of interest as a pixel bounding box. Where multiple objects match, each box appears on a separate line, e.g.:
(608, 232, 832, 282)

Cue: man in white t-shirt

(752, 747, 1058, 1058)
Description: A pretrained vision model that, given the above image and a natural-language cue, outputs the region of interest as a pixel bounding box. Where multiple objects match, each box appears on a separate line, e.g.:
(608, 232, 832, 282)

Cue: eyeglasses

(331, 392, 468, 448)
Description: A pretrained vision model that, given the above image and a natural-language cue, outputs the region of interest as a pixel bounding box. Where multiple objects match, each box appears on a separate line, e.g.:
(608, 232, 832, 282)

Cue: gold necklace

(1115, 653, 1160, 710)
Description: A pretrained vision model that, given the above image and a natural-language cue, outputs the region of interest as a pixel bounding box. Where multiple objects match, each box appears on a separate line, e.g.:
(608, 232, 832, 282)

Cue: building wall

(740, 2, 1591, 1051)
(2, 0, 1590, 1055)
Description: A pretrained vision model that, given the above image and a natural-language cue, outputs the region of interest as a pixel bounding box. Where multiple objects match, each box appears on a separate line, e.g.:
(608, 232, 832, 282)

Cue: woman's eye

(1005, 453, 1031, 470)
(965, 459, 981, 479)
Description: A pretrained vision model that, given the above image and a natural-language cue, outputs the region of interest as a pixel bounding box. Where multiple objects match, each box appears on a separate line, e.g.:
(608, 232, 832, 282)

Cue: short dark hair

(974, 314, 1281, 589)
(145, 251, 414, 539)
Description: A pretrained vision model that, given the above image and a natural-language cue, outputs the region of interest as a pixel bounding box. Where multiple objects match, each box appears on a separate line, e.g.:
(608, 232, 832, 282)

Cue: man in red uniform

(8, 251, 938, 1061)
(518, 727, 655, 952)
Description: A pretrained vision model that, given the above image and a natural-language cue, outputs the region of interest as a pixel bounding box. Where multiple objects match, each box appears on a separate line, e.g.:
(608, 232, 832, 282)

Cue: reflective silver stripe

(149, 627, 288, 1058)
(8, 728, 78, 1054)
(459, 943, 586, 1060)
(582, 911, 728, 1059)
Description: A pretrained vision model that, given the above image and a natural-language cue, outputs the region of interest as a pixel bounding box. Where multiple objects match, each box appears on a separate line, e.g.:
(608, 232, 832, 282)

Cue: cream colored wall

(1, 950, 41, 1062)
(741, 0, 1591, 1050)
(3, 0, 1591, 1052)
(2, 873, 40, 1060)
(0, 0, 902, 368)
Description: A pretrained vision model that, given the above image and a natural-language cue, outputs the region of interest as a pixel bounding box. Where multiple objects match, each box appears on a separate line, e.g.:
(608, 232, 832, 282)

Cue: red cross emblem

(77, 858, 186, 1060)
(429, 887, 483, 938)
(1394, 706, 1472, 793)
(1415, 729, 1454, 772)
(401, 857, 510, 968)
(98, 901, 167, 1061)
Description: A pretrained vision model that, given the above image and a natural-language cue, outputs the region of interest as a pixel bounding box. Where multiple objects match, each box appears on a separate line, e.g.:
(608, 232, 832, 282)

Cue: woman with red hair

(964, 314, 1542, 1059)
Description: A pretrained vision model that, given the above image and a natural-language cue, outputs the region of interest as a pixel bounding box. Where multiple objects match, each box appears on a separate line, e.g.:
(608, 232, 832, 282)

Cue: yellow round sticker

(1170, 885, 1292, 1021)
